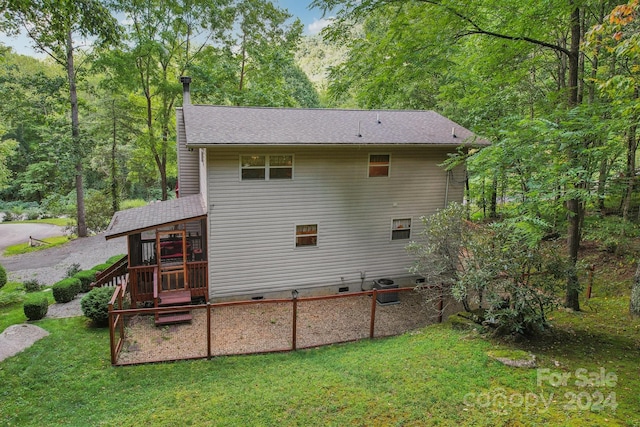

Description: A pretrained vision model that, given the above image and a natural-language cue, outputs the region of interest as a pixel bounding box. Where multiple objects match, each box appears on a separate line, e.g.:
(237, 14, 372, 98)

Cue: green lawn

(0, 294, 638, 426)
(1, 244, 639, 426)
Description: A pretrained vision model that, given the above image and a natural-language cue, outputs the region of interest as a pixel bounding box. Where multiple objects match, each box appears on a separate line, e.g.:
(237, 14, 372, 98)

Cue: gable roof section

(104, 194, 207, 240)
(181, 105, 489, 147)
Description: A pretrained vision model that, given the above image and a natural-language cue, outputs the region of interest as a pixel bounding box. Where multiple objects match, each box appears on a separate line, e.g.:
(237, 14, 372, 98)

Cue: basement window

(296, 224, 318, 247)
(391, 218, 411, 240)
(369, 154, 390, 177)
(241, 155, 293, 180)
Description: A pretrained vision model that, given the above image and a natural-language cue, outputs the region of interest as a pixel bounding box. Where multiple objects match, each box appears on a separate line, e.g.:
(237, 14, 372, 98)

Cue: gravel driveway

(0, 229, 127, 286)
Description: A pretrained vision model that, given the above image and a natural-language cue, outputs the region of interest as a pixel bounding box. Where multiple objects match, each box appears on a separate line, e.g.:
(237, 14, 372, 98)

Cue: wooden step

(155, 312, 193, 326)
(158, 290, 191, 306)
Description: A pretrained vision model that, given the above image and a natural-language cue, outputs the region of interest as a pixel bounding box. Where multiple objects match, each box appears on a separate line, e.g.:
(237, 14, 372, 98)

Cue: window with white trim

(369, 154, 390, 177)
(296, 224, 318, 247)
(241, 155, 293, 180)
(391, 218, 411, 240)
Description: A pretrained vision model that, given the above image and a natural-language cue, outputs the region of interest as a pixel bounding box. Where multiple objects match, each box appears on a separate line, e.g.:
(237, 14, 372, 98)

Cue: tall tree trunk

(111, 100, 119, 213)
(565, 5, 581, 311)
(622, 108, 638, 221)
(67, 31, 87, 238)
(489, 174, 498, 218)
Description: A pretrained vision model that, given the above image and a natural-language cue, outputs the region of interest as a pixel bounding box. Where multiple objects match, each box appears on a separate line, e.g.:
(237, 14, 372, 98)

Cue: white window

(241, 155, 293, 180)
(296, 224, 318, 247)
(369, 154, 390, 177)
(391, 218, 411, 240)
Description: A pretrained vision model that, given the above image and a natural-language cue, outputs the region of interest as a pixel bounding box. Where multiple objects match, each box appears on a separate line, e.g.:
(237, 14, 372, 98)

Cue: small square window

(391, 218, 411, 240)
(369, 154, 390, 177)
(296, 224, 318, 247)
(241, 155, 266, 180)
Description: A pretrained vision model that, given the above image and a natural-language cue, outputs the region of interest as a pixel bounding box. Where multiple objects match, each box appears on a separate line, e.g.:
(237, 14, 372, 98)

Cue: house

(104, 77, 486, 311)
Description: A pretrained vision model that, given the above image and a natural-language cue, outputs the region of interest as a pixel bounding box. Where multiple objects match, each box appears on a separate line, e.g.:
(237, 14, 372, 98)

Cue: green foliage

(52, 278, 81, 303)
(80, 286, 114, 326)
(73, 270, 96, 293)
(65, 263, 81, 278)
(84, 190, 113, 232)
(23, 279, 42, 293)
(91, 263, 112, 273)
(120, 199, 147, 210)
(23, 295, 48, 321)
(105, 254, 126, 265)
(0, 263, 6, 288)
(408, 204, 563, 335)
(0, 289, 23, 307)
(582, 215, 640, 254)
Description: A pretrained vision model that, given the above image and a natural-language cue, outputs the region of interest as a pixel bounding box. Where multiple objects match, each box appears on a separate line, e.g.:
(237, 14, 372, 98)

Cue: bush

(52, 277, 82, 303)
(85, 190, 114, 233)
(105, 254, 126, 265)
(0, 264, 6, 289)
(24, 279, 42, 293)
(65, 263, 82, 278)
(81, 286, 115, 327)
(23, 295, 48, 321)
(73, 270, 96, 293)
(91, 263, 112, 274)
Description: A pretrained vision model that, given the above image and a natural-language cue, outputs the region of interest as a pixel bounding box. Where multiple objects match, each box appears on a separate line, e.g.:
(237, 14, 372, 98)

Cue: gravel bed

(117, 291, 464, 365)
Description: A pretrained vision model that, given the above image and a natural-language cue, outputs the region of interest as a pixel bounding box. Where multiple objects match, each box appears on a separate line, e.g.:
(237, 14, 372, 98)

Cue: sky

(1, 1, 336, 58)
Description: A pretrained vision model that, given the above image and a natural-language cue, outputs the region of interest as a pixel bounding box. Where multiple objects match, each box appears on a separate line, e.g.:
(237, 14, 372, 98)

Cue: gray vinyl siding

(206, 146, 465, 298)
(176, 108, 200, 197)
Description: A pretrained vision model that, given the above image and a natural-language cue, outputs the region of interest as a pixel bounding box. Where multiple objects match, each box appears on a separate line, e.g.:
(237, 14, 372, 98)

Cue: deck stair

(155, 290, 193, 326)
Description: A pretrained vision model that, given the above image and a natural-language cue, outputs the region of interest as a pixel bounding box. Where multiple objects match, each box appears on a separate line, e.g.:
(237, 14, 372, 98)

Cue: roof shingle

(104, 194, 206, 240)
(181, 105, 488, 146)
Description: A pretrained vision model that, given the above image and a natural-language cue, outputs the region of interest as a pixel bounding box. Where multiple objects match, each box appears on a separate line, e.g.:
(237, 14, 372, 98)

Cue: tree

(1, 0, 120, 236)
(311, 0, 626, 311)
(407, 203, 563, 335)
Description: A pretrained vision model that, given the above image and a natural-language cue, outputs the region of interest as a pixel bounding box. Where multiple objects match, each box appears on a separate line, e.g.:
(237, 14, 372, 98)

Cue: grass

(0, 291, 638, 425)
(0, 239, 639, 426)
(3, 235, 71, 256)
(2, 217, 75, 226)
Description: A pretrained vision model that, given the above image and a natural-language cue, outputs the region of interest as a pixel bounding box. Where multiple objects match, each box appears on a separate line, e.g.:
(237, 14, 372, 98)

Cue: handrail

(94, 255, 128, 288)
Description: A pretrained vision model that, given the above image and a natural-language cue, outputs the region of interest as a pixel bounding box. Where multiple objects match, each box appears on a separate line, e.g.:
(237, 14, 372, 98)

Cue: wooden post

(206, 303, 212, 359)
(370, 289, 377, 338)
(108, 302, 116, 365)
(292, 296, 298, 351)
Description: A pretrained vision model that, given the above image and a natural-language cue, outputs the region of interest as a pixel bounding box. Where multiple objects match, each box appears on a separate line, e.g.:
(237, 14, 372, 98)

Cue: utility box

(373, 278, 399, 305)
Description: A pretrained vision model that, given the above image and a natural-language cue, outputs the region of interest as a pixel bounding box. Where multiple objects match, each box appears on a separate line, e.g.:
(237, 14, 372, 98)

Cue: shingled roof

(104, 194, 206, 240)
(181, 105, 488, 147)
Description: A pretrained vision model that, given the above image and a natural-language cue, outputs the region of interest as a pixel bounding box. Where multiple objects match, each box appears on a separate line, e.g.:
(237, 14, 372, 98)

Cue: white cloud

(307, 17, 334, 35)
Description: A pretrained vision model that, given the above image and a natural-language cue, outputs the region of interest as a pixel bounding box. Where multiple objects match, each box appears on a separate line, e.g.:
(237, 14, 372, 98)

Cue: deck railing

(129, 261, 208, 305)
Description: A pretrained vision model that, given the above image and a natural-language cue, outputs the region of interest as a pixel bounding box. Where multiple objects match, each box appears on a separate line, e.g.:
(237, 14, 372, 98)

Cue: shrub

(23, 295, 48, 321)
(81, 286, 115, 327)
(73, 270, 96, 293)
(24, 279, 42, 293)
(65, 263, 81, 278)
(52, 277, 82, 303)
(85, 190, 114, 232)
(91, 263, 112, 274)
(0, 264, 6, 289)
(105, 254, 126, 265)
(407, 203, 563, 336)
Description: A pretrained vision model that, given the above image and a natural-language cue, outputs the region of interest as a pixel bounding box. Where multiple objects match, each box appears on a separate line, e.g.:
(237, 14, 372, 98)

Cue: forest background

(1, 0, 640, 314)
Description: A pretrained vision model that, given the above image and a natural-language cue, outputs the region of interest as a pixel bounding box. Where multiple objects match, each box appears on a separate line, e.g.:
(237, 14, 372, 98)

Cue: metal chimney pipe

(180, 76, 192, 105)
